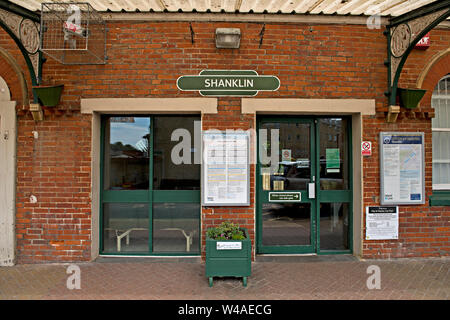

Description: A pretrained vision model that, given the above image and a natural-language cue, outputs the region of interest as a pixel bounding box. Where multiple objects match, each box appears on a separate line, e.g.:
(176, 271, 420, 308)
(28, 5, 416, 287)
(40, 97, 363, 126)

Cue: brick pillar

(201, 98, 256, 260)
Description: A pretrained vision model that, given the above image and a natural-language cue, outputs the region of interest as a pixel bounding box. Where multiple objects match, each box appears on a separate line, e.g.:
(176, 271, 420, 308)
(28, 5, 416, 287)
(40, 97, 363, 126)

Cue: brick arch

(417, 48, 450, 108)
(0, 46, 29, 107)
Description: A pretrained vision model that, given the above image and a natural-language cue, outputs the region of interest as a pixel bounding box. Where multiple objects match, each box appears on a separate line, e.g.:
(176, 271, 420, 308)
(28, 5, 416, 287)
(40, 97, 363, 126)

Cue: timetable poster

(202, 131, 250, 206)
(380, 132, 425, 205)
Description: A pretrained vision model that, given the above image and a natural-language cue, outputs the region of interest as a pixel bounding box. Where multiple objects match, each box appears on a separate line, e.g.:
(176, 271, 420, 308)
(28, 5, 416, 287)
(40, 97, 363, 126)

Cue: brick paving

(0, 256, 448, 300)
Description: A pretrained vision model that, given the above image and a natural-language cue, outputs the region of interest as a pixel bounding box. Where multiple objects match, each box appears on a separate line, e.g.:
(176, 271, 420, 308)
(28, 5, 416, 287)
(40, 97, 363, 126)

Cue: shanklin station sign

(177, 70, 280, 96)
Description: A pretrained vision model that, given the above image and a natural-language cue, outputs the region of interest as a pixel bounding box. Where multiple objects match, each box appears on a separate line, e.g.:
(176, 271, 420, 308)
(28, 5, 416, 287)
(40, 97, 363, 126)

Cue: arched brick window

(432, 74, 450, 190)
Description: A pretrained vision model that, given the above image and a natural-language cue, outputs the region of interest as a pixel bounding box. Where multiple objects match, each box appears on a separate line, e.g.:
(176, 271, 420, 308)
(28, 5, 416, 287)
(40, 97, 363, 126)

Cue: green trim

(0, 1, 40, 23)
(0, 19, 38, 87)
(256, 116, 353, 255)
(429, 191, 450, 206)
(99, 115, 201, 256)
(388, 5, 450, 105)
(389, 0, 450, 27)
(256, 117, 316, 254)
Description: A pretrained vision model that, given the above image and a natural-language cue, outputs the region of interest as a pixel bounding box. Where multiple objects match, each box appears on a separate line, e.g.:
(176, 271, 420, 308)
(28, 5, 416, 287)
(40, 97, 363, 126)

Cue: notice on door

(326, 148, 340, 173)
(366, 206, 399, 240)
(202, 131, 250, 206)
(380, 132, 424, 205)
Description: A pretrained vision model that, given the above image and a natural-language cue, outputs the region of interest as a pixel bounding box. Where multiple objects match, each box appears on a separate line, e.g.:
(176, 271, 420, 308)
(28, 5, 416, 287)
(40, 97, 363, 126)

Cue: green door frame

(99, 115, 201, 256)
(256, 116, 353, 255)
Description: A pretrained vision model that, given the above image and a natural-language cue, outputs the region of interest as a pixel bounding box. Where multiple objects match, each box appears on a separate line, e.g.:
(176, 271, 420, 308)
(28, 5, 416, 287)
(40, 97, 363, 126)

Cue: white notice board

(202, 131, 250, 206)
(380, 132, 425, 205)
(366, 206, 399, 240)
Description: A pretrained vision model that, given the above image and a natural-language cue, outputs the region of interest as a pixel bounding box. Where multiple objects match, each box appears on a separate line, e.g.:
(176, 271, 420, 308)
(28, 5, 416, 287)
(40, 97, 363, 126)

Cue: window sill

(429, 191, 450, 206)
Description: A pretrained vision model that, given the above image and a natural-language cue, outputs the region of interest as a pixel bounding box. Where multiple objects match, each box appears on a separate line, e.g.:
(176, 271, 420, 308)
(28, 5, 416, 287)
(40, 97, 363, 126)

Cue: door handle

(308, 182, 315, 199)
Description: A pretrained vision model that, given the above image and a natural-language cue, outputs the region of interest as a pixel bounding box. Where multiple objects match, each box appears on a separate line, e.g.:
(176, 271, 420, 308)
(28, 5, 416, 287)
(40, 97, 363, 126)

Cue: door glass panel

(104, 117, 150, 190)
(152, 202, 200, 253)
(320, 203, 349, 250)
(262, 203, 311, 246)
(260, 122, 311, 191)
(319, 118, 349, 190)
(102, 203, 149, 253)
(153, 116, 201, 190)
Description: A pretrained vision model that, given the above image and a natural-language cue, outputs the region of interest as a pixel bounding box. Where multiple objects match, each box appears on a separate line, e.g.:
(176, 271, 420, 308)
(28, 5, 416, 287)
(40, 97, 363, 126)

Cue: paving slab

(0, 256, 448, 300)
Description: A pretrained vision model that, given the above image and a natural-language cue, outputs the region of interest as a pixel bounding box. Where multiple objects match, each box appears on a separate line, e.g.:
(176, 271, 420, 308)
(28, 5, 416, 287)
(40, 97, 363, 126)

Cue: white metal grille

(40, 2, 107, 64)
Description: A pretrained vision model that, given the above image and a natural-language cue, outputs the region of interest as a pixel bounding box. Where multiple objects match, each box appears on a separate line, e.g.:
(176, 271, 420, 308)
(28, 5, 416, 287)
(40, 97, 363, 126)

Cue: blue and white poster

(380, 132, 425, 205)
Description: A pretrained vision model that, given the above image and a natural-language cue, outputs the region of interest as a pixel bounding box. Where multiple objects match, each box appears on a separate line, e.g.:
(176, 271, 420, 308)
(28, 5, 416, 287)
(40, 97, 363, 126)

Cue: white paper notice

(366, 206, 399, 240)
(203, 131, 249, 206)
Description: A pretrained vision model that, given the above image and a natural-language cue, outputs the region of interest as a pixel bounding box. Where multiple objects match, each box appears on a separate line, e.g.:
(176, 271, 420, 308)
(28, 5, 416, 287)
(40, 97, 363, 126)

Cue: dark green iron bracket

(386, 0, 450, 106)
(0, 1, 42, 102)
(0, 19, 38, 87)
(0, 1, 40, 23)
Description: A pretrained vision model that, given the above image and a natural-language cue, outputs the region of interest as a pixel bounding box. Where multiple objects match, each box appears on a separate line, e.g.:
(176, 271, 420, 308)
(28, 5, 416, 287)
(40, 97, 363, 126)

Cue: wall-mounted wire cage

(40, 2, 107, 65)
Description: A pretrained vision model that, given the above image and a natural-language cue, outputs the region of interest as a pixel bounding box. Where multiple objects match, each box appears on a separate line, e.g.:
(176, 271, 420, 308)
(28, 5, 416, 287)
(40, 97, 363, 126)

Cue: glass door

(257, 118, 316, 254)
(257, 116, 352, 254)
(100, 115, 201, 255)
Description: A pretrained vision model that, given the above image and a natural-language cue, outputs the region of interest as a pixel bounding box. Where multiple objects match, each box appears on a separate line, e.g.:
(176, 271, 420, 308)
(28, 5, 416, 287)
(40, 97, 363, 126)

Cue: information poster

(202, 131, 250, 206)
(366, 206, 399, 240)
(380, 132, 425, 205)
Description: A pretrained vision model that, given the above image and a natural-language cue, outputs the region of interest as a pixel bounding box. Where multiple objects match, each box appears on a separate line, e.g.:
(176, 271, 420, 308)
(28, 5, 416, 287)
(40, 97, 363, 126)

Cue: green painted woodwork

(205, 228, 251, 287)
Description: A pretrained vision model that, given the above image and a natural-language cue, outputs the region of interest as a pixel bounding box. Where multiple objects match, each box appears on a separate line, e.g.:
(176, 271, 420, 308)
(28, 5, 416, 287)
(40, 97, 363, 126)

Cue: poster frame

(379, 132, 425, 205)
(201, 130, 250, 207)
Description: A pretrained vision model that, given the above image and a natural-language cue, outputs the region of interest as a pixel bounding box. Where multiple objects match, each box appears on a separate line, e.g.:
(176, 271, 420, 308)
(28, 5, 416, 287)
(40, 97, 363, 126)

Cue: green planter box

(205, 227, 251, 287)
(397, 87, 426, 109)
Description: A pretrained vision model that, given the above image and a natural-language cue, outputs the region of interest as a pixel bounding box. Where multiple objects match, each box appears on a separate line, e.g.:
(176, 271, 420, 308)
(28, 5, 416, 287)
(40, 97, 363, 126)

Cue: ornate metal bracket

(0, 7, 40, 86)
(386, 0, 450, 106)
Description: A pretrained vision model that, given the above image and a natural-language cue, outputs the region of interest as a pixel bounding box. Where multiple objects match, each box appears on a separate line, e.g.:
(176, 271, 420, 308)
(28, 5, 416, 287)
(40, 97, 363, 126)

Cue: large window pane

(153, 116, 201, 190)
(102, 203, 149, 253)
(432, 131, 450, 185)
(260, 122, 311, 191)
(319, 118, 349, 190)
(262, 203, 311, 246)
(152, 203, 200, 253)
(320, 203, 349, 250)
(432, 75, 450, 189)
(104, 117, 150, 190)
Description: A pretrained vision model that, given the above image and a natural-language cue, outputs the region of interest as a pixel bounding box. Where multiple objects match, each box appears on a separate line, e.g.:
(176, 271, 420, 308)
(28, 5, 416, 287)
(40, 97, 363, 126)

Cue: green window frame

(100, 115, 201, 256)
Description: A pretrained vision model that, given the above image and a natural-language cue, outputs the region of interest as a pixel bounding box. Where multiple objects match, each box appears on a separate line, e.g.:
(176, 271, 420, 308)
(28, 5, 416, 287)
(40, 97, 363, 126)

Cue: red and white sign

(414, 33, 430, 50)
(362, 141, 372, 156)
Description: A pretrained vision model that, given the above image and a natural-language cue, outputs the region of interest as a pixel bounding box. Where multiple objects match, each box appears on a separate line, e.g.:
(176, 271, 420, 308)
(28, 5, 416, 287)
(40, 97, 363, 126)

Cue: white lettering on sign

(204, 78, 254, 88)
(216, 242, 242, 250)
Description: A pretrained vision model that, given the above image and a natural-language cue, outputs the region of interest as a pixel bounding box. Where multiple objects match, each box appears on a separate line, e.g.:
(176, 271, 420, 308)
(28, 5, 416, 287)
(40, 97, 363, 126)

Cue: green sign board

(269, 192, 301, 202)
(177, 70, 280, 96)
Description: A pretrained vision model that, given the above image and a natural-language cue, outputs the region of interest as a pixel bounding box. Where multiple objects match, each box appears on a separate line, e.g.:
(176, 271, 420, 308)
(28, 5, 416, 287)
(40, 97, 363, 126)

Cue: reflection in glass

(102, 203, 149, 253)
(262, 203, 311, 246)
(153, 116, 201, 190)
(260, 122, 311, 191)
(104, 117, 150, 190)
(152, 203, 200, 253)
(319, 118, 348, 190)
(319, 203, 349, 250)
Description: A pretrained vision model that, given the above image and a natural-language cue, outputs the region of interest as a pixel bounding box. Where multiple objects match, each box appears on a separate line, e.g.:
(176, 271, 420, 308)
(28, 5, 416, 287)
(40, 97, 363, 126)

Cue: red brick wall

(1, 20, 448, 263)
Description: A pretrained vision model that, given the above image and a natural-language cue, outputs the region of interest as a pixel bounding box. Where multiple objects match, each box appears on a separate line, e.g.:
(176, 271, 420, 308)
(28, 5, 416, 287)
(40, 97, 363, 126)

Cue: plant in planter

(397, 87, 426, 109)
(205, 221, 251, 287)
(32, 79, 64, 107)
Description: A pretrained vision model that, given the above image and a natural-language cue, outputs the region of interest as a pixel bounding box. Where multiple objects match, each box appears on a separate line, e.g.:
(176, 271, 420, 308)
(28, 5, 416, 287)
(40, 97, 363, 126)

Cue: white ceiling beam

(322, 0, 346, 14)
(310, 0, 336, 14)
(384, 0, 436, 16)
(294, 0, 317, 14)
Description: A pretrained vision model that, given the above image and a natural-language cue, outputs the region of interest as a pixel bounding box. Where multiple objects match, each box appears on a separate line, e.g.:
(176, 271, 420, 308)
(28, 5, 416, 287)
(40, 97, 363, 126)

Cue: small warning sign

(361, 141, 372, 156)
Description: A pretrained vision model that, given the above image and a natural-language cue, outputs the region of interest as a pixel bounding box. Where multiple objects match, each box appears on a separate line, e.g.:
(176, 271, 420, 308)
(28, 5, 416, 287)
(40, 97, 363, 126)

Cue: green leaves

(207, 221, 245, 240)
